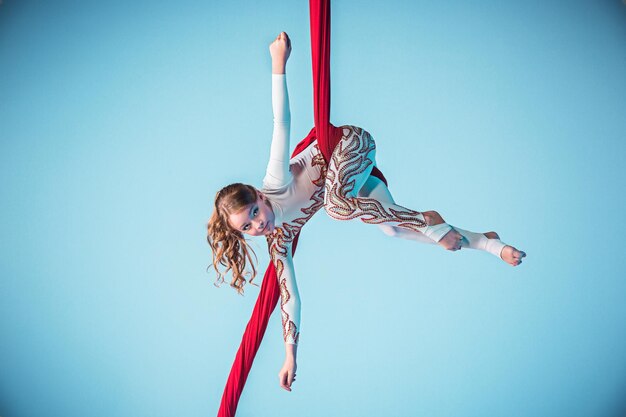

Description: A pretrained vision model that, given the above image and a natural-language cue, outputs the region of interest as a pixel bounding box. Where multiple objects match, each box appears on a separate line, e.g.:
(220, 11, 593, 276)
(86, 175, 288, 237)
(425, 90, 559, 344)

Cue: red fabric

(301, 0, 387, 182)
(309, 0, 332, 159)
(217, 1, 386, 416)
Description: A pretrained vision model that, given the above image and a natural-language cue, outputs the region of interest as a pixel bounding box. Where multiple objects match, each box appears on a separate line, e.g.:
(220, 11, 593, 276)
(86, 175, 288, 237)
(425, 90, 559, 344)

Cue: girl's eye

(253, 208, 259, 216)
(243, 224, 250, 231)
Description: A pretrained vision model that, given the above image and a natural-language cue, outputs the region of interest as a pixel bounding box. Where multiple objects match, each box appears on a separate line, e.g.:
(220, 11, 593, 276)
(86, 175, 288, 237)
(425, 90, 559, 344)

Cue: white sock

(454, 227, 506, 259)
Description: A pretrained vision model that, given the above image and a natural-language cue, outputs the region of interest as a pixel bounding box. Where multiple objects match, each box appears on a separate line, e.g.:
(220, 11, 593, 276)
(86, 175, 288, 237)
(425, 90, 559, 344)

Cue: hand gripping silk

(216, 2, 385, 416)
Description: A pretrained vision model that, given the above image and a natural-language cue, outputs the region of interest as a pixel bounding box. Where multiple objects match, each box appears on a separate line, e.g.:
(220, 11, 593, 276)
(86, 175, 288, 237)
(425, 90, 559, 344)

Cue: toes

(512, 248, 526, 259)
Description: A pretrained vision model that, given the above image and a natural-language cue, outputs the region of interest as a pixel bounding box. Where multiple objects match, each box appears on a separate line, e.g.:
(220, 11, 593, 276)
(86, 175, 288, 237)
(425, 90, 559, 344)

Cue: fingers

(275, 32, 291, 46)
(278, 370, 296, 392)
(279, 371, 291, 392)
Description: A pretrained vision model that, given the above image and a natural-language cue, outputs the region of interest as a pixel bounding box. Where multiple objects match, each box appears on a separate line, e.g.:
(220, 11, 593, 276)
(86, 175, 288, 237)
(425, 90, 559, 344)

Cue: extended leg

(358, 175, 513, 259)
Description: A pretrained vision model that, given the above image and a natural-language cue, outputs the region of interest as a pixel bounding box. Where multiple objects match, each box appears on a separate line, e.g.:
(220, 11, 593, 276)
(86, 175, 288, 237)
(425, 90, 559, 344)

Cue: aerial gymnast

(207, 31, 526, 399)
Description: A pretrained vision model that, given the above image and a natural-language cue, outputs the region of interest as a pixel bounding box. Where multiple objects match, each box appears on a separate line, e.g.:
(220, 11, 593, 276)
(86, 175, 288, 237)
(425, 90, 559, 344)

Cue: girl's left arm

(263, 73, 291, 189)
(263, 33, 293, 189)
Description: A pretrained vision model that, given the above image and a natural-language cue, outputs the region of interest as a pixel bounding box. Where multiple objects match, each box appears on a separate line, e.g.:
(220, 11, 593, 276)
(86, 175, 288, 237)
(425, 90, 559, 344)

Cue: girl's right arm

(263, 32, 293, 189)
(272, 245, 300, 391)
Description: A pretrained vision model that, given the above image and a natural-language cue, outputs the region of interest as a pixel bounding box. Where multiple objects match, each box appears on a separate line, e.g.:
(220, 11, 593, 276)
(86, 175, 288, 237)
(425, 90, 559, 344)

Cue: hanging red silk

(216, 2, 386, 416)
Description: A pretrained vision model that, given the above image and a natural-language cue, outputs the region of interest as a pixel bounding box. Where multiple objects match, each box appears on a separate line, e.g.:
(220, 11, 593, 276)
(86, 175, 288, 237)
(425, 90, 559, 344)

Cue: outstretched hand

(270, 32, 291, 74)
(278, 356, 297, 392)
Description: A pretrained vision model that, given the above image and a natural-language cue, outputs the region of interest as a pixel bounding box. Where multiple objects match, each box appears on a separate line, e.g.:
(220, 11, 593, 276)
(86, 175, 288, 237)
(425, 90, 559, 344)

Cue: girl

(207, 32, 526, 393)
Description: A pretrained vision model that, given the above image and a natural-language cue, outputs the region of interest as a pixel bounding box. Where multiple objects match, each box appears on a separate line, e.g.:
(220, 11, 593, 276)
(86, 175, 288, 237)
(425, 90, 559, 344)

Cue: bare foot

(483, 231, 526, 266)
(500, 245, 526, 266)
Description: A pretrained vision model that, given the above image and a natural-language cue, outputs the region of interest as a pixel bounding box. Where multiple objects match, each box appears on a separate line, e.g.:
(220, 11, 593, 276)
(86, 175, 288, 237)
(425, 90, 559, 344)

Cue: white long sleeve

(263, 74, 292, 189)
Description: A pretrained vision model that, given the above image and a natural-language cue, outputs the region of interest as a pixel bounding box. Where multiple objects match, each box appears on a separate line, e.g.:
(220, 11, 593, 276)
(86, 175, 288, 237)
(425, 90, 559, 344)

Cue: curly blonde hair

(207, 183, 259, 294)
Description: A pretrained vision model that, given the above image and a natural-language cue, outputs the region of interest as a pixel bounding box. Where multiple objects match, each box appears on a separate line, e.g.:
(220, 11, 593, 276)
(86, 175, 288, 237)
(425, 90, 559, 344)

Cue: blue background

(1, 1, 625, 416)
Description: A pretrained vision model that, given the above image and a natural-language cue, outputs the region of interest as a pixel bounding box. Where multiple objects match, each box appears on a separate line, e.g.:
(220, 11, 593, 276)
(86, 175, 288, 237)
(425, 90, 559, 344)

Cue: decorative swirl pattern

(267, 144, 327, 343)
(324, 126, 428, 231)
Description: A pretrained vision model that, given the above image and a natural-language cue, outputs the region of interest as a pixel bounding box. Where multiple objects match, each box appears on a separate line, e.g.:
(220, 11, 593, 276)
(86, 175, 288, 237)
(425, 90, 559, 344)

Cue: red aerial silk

(216, 1, 385, 416)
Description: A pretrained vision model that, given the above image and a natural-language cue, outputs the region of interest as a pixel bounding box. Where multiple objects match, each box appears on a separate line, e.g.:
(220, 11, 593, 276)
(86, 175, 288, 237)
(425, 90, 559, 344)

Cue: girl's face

(227, 192, 276, 237)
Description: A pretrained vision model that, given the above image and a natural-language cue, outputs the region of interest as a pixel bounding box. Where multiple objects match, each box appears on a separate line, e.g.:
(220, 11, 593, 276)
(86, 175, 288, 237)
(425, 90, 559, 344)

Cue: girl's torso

(262, 139, 327, 246)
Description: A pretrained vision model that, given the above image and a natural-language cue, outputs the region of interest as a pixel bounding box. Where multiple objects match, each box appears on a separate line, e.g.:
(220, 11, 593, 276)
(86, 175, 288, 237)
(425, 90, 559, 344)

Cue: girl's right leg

(357, 175, 436, 244)
(358, 175, 525, 265)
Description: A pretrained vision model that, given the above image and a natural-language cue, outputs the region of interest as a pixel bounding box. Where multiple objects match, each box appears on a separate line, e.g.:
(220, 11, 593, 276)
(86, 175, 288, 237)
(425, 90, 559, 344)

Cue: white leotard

(261, 74, 509, 346)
